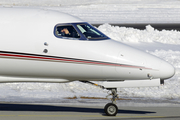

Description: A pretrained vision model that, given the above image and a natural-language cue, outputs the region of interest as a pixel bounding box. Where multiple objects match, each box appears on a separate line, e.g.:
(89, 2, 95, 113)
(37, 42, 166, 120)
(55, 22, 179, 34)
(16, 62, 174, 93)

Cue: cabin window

(55, 25, 80, 39)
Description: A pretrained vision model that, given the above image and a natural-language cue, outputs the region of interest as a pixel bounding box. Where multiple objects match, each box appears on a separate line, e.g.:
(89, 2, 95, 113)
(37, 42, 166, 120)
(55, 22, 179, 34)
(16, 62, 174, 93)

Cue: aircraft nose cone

(160, 61, 175, 80)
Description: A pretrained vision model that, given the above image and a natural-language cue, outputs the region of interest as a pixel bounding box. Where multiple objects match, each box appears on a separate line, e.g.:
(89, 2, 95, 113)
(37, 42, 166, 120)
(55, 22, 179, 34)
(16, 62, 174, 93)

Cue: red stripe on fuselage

(0, 52, 152, 70)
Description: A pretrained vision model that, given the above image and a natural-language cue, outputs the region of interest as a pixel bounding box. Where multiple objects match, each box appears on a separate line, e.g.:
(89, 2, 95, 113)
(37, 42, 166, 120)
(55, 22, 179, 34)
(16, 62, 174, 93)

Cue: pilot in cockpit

(56, 25, 80, 38)
(61, 27, 72, 37)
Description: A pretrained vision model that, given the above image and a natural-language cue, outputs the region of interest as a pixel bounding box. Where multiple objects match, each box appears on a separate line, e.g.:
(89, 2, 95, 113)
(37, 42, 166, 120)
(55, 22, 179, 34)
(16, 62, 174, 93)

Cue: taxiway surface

(0, 102, 180, 120)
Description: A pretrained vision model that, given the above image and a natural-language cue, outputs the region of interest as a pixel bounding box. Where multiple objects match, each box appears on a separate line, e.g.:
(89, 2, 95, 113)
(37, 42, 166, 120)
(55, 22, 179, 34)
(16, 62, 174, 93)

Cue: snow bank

(98, 24, 180, 44)
(0, 82, 107, 102)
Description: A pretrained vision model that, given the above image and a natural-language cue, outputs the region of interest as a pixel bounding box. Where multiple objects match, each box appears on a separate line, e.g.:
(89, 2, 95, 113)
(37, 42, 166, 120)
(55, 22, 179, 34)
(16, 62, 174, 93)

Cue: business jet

(0, 7, 175, 116)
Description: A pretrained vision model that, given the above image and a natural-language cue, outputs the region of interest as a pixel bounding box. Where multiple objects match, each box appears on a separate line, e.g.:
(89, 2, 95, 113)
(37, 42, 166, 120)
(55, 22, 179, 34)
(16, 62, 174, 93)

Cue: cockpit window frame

(54, 22, 110, 41)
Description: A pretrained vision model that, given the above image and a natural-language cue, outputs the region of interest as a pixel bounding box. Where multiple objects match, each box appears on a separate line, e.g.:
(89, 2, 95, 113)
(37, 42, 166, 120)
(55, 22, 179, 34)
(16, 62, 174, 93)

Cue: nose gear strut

(106, 88, 118, 104)
(80, 81, 119, 116)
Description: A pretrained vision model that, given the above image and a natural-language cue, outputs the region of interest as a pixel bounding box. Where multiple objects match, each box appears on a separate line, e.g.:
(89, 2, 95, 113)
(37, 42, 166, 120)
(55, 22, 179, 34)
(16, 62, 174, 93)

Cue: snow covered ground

(1, 0, 180, 23)
(0, 0, 180, 105)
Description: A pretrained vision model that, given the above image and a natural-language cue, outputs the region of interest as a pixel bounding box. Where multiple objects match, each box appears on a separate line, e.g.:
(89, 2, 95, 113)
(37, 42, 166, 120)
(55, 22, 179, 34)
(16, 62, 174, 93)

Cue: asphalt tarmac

(0, 102, 180, 120)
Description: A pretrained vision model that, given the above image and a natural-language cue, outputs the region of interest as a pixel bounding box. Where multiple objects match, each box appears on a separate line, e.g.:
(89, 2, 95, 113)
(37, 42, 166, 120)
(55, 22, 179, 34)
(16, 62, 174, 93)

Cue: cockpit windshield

(76, 23, 108, 40)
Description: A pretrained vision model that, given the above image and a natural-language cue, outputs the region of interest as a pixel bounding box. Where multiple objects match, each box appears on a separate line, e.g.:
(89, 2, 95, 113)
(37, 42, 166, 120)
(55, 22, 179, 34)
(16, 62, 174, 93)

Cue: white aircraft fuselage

(0, 8, 175, 85)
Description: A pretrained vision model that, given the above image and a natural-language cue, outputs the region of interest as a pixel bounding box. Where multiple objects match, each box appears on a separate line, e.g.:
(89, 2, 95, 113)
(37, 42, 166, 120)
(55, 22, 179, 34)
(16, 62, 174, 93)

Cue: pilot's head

(61, 28, 69, 34)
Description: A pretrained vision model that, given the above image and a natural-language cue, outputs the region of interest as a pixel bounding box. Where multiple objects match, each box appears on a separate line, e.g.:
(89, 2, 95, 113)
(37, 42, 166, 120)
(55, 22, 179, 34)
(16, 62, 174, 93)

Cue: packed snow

(1, 0, 180, 23)
(0, 0, 180, 105)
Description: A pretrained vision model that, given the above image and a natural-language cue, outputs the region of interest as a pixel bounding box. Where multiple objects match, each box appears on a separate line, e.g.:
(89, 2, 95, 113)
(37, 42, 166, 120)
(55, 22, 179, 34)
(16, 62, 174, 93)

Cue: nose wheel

(104, 103, 118, 116)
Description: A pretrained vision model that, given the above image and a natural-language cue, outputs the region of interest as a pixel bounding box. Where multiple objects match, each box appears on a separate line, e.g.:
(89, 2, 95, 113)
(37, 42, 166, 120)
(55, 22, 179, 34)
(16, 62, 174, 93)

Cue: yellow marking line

(0, 115, 15, 117)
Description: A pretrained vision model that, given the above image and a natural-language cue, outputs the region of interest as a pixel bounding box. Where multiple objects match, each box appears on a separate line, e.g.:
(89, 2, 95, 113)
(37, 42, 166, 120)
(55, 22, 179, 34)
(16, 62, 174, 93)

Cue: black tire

(104, 103, 118, 116)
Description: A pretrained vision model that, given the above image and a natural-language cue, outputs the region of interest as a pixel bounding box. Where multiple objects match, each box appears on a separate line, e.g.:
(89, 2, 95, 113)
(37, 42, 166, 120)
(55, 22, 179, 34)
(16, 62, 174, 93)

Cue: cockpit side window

(55, 25, 80, 39)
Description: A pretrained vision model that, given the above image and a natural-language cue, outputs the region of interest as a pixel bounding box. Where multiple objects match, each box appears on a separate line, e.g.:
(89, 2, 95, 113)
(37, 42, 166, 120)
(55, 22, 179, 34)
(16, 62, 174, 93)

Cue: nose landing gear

(80, 81, 119, 116)
(104, 88, 118, 116)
